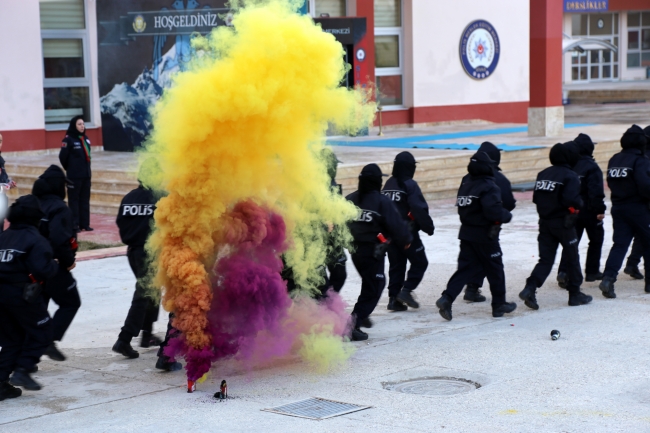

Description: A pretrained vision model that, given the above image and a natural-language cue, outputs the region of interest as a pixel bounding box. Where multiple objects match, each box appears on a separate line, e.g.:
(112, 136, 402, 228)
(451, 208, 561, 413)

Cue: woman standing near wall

(59, 116, 93, 232)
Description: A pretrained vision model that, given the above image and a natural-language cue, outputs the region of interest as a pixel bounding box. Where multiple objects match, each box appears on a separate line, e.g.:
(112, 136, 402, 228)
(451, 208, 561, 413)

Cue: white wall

(410, 0, 529, 107)
(0, 0, 45, 131)
(86, 0, 101, 128)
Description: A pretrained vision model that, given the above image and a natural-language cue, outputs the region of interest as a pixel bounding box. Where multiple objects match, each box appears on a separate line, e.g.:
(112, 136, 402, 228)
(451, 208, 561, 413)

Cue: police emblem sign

(459, 20, 500, 80)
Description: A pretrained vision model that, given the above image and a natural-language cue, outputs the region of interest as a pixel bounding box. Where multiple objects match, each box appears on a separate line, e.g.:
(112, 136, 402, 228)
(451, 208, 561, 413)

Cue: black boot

(556, 272, 568, 289)
(624, 266, 644, 280)
(350, 327, 368, 341)
(463, 284, 486, 302)
(140, 332, 163, 348)
(492, 302, 517, 317)
(112, 340, 140, 359)
(599, 277, 616, 299)
(568, 291, 593, 306)
(0, 380, 22, 401)
(9, 368, 42, 391)
(435, 295, 453, 321)
(397, 289, 419, 309)
(387, 297, 408, 311)
(155, 356, 183, 372)
(518, 283, 539, 310)
(44, 342, 66, 362)
(360, 317, 373, 328)
(585, 272, 603, 282)
(645, 282, 650, 294)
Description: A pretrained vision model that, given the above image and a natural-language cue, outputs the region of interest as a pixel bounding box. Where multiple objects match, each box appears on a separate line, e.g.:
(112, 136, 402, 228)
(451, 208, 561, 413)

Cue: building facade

(0, 0, 648, 153)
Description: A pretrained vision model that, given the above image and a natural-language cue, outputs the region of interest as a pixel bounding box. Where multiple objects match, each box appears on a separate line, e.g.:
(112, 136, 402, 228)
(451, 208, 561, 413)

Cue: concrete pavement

(2, 192, 650, 432)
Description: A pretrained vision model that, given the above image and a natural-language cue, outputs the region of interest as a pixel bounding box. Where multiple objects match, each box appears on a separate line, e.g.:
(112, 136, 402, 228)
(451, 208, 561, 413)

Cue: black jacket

(59, 134, 92, 179)
(474, 141, 516, 211)
(116, 185, 156, 247)
(607, 149, 650, 206)
(456, 153, 512, 243)
(460, 171, 516, 212)
(382, 177, 435, 235)
(533, 144, 583, 222)
(574, 155, 606, 214)
(346, 190, 412, 248)
(37, 195, 76, 268)
(0, 224, 58, 285)
(0, 155, 9, 184)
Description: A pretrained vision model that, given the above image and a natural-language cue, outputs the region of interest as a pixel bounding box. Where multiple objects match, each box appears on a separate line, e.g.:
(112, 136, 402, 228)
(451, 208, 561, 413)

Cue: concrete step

(567, 89, 650, 105)
(5, 139, 622, 215)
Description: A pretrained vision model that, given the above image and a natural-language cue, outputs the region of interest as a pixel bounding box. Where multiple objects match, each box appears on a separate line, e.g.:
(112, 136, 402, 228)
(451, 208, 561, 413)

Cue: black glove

(487, 224, 501, 240)
(374, 242, 389, 259)
(23, 281, 43, 304)
(564, 213, 579, 229)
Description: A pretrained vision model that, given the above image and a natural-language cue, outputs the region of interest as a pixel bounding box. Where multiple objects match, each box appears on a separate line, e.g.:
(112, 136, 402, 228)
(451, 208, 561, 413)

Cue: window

(374, 0, 402, 106)
(570, 13, 619, 81)
(312, 0, 345, 17)
(40, 0, 92, 127)
(627, 12, 650, 68)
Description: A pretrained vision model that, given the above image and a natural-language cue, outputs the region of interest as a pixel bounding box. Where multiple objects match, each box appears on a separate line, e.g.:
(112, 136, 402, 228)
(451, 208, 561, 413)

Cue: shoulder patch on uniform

(61, 142, 67, 147)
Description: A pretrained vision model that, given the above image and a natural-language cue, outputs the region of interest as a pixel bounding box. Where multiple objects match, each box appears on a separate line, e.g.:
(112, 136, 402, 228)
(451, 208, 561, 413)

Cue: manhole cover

(262, 397, 371, 420)
(384, 377, 480, 396)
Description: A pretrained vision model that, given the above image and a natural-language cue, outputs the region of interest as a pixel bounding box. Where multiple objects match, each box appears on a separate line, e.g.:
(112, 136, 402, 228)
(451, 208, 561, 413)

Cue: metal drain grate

(384, 377, 480, 396)
(263, 397, 371, 420)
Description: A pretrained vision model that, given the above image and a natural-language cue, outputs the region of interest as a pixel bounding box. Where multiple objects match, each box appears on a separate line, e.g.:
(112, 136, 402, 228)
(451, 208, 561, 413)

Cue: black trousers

(351, 245, 385, 328)
(67, 178, 91, 230)
(625, 236, 644, 270)
(43, 267, 81, 342)
(327, 254, 347, 293)
(387, 231, 428, 297)
(157, 313, 178, 359)
(603, 204, 650, 282)
(0, 284, 52, 381)
(527, 220, 583, 292)
(119, 246, 159, 342)
(558, 213, 604, 276)
(442, 240, 507, 307)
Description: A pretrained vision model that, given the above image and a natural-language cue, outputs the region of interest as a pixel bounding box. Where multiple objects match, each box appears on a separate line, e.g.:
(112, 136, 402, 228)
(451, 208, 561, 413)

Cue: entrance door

(571, 48, 618, 81)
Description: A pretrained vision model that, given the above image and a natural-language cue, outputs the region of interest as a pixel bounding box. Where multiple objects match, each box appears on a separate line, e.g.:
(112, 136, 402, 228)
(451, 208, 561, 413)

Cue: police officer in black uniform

(32, 165, 81, 362)
(0, 195, 59, 398)
(600, 125, 650, 297)
(519, 142, 593, 309)
(59, 116, 93, 232)
(556, 133, 606, 287)
(382, 151, 434, 311)
(323, 148, 347, 293)
(622, 126, 650, 281)
(112, 182, 161, 359)
(435, 151, 517, 320)
(346, 164, 412, 341)
(462, 142, 516, 302)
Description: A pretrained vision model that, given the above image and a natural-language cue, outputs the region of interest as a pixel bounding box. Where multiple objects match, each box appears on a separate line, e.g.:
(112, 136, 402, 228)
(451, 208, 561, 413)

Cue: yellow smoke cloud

(140, 0, 375, 351)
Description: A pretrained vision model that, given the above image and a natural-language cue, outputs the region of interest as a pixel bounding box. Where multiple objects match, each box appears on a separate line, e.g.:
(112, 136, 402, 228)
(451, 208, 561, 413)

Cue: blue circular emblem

(459, 20, 500, 80)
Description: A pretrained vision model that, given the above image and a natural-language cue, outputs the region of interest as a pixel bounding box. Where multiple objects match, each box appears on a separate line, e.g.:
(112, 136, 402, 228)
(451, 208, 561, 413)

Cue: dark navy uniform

(436, 151, 515, 321)
(114, 185, 160, 354)
(0, 196, 58, 389)
(59, 116, 92, 231)
(0, 154, 12, 234)
(624, 126, 650, 278)
(557, 134, 606, 281)
(346, 164, 412, 339)
(520, 142, 592, 310)
(382, 151, 434, 310)
(463, 142, 516, 301)
(600, 125, 650, 297)
(32, 165, 81, 355)
(323, 149, 347, 293)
